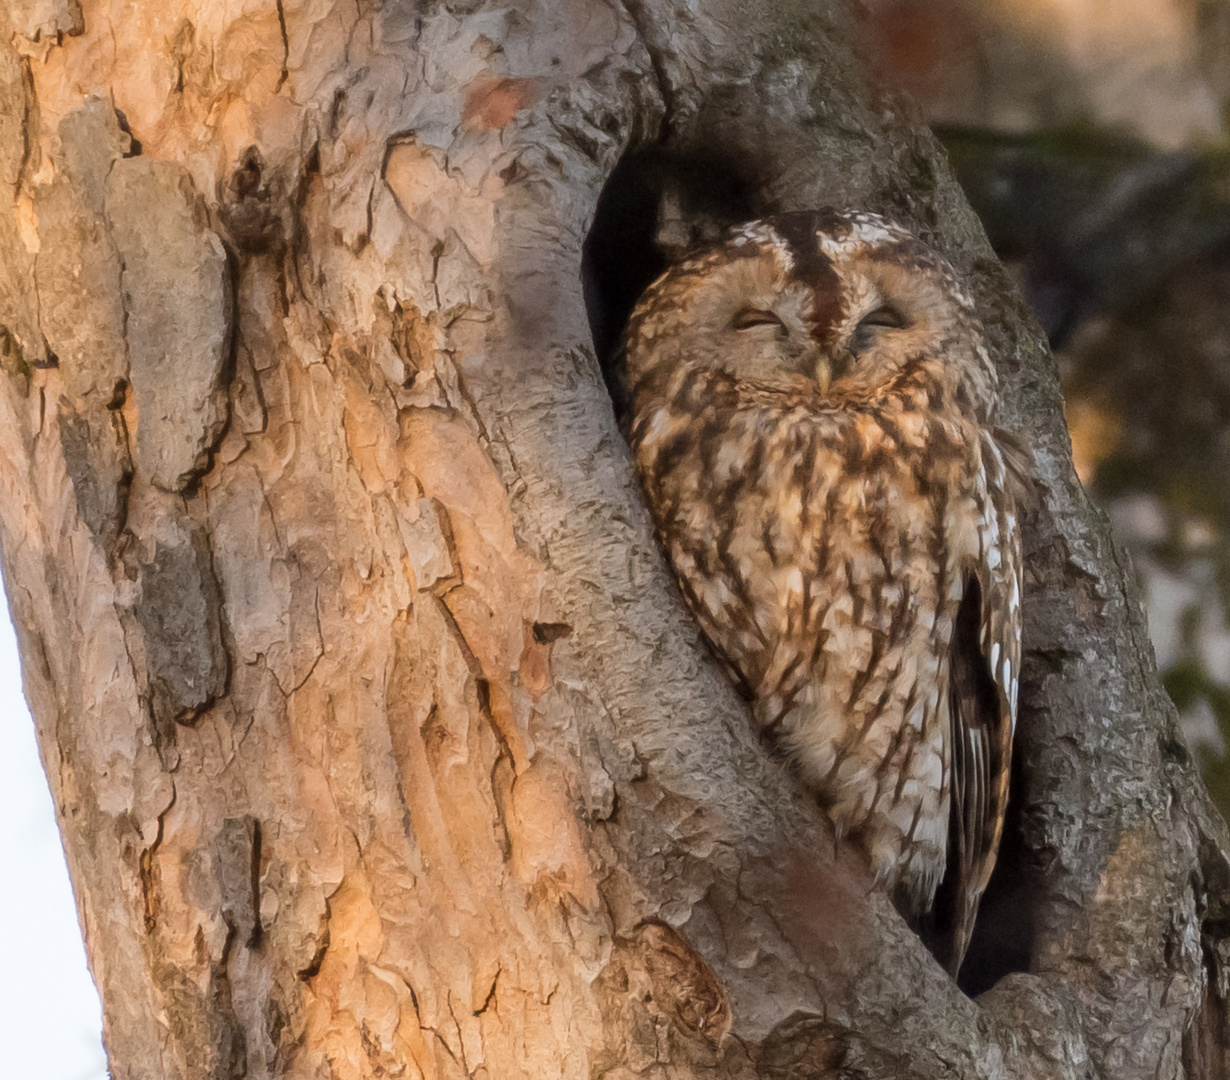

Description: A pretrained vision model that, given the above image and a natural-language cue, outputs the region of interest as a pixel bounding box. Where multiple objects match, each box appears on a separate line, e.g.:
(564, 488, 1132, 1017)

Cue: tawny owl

(623, 208, 1027, 974)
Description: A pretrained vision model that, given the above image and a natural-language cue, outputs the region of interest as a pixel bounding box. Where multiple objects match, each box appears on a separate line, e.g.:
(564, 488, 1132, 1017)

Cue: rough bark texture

(0, 1, 1227, 1078)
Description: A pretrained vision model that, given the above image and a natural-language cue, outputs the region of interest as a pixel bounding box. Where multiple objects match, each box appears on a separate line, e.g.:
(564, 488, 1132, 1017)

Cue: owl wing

(926, 432, 1027, 976)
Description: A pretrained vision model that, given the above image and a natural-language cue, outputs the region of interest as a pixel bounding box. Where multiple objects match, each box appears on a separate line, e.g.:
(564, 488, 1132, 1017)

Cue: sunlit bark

(0, 2, 1227, 1078)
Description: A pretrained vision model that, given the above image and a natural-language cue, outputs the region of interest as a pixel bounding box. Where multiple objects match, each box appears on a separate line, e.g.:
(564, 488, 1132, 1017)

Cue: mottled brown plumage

(623, 209, 1026, 975)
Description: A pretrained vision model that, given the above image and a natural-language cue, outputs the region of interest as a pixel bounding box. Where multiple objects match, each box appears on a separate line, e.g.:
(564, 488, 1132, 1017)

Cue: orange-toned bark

(0, 2, 1227, 1078)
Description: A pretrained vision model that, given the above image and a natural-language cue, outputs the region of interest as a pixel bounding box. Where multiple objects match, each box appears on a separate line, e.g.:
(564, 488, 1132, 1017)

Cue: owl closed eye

(623, 208, 1025, 977)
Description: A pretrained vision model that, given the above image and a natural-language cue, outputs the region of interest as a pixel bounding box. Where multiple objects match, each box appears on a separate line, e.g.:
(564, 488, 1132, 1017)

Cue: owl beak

(814, 355, 833, 393)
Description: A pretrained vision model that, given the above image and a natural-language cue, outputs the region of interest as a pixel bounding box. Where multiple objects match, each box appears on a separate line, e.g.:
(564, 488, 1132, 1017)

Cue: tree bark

(0, 1, 1227, 1078)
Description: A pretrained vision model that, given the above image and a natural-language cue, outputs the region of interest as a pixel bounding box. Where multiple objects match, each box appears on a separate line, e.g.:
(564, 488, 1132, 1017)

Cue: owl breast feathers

(623, 208, 1027, 975)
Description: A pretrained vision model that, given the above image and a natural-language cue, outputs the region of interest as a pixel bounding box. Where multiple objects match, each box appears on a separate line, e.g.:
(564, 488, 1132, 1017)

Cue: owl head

(623, 208, 997, 420)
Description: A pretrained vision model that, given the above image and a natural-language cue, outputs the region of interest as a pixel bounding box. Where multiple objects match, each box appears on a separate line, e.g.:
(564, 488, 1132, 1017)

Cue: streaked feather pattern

(623, 209, 1027, 975)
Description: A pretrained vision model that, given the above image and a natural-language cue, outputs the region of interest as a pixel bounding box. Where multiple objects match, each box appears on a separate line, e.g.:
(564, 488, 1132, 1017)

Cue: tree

(0, 1, 1226, 1077)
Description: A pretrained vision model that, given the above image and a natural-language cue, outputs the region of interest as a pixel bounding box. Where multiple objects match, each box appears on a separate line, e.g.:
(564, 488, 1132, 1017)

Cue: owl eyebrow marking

(770, 212, 845, 341)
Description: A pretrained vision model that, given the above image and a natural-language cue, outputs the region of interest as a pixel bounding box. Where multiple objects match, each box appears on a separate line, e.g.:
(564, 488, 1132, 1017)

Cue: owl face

(625, 209, 994, 416)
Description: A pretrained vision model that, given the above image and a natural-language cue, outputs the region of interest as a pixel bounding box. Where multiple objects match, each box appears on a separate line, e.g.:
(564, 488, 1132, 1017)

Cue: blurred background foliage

(860, 0, 1230, 821)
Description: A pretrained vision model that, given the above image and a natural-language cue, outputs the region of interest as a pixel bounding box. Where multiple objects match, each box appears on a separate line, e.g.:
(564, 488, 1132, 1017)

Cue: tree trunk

(0, 1, 1227, 1077)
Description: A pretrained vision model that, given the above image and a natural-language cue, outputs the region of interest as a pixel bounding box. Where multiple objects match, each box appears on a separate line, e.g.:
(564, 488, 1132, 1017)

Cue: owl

(623, 208, 1026, 975)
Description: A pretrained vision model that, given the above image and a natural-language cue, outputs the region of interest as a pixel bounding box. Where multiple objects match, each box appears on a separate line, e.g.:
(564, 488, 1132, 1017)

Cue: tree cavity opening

(581, 146, 759, 423)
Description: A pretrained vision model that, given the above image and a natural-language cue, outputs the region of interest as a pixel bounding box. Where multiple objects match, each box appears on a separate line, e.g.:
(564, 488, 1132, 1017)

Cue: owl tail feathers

(896, 736, 984, 977)
(909, 869, 979, 978)
(910, 573, 1013, 979)
(903, 769, 987, 978)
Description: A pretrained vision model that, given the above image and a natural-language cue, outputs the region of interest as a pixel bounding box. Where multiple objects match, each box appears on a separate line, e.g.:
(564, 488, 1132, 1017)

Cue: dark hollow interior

(581, 147, 758, 421)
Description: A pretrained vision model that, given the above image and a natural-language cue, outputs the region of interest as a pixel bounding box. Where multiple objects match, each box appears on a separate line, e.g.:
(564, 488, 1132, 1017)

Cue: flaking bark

(0, 1, 1226, 1078)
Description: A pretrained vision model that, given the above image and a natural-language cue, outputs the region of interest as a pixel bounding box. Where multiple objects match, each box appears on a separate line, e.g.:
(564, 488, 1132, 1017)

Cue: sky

(0, 601, 108, 1079)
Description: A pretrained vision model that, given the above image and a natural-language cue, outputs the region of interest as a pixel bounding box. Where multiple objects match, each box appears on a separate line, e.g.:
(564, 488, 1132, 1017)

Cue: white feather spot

(786, 566, 804, 596)
(714, 439, 749, 479)
(642, 409, 672, 448)
(912, 806, 946, 848)
(918, 750, 943, 791)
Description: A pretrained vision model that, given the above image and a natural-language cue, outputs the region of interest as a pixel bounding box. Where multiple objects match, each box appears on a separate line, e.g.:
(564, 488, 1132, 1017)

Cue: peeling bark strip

(0, 2, 1226, 1079)
(107, 158, 233, 493)
(132, 515, 227, 733)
